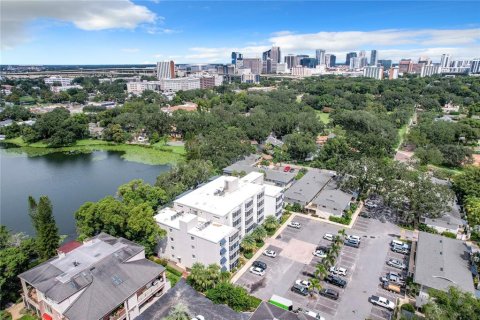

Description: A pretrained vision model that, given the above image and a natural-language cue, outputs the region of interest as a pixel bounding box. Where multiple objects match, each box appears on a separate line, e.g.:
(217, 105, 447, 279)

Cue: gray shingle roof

(19, 233, 165, 320)
(223, 164, 295, 185)
(250, 302, 316, 320)
(312, 181, 353, 216)
(413, 232, 475, 294)
(137, 279, 249, 320)
(284, 169, 334, 205)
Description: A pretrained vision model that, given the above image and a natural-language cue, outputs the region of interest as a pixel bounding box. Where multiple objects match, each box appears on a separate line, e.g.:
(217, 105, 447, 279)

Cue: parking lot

(235, 214, 406, 319)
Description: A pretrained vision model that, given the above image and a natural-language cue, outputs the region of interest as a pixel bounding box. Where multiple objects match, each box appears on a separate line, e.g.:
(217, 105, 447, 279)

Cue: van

(391, 240, 404, 247)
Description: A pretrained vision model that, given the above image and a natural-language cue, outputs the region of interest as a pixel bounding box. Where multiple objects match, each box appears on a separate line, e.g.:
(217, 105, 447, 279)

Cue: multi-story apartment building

(363, 66, 384, 80)
(159, 77, 201, 92)
(126, 81, 159, 95)
(154, 172, 284, 271)
(199, 75, 223, 89)
(44, 76, 73, 86)
(50, 85, 83, 93)
(241, 73, 260, 84)
(398, 59, 413, 74)
(420, 64, 440, 77)
(471, 59, 480, 74)
(156, 61, 175, 79)
(291, 66, 312, 76)
(284, 54, 296, 69)
(440, 54, 451, 68)
(19, 233, 167, 320)
(389, 66, 399, 80)
(370, 50, 378, 66)
(345, 52, 357, 66)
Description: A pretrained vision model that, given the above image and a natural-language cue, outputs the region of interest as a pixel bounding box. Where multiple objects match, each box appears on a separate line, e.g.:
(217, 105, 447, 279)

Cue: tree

(103, 123, 128, 143)
(117, 179, 168, 210)
(309, 277, 322, 294)
(251, 225, 267, 242)
(164, 303, 190, 320)
(205, 282, 260, 312)
(28, 196, 60, 260)
(438, 144, 473, 167)
(125, 203, 165, 255)
(263, 215, 279, 233)
(315, 263, 328, 280)
(283, 132, 316, 161)
(452, 166, 480, 201)
(423, 287, 480, 320)
(187, 263, 225, 292)
(465, 196, 480, 228)
(240, 234, 257, 253)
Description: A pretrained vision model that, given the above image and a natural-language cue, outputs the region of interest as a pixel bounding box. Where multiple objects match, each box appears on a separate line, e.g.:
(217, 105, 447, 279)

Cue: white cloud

(121, 48, 140, 53)
(145, 26, 181, 35)
(1, 0, 157, 49)
(184, 28, 480, 63)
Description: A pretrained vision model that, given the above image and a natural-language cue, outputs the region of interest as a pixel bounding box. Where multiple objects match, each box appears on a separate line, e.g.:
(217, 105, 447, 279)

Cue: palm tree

(338, 228, 347, 240)
(165, 303, 190, 320)
(315, 263, 328, 280)
(206, 263, 221, 288)
(188, 263, 206, 291)
(240, 234, 257, 253)
(309, 277, 322, 295)
(329, 242, 341, 258)
(251, 225, 267, 242)
(333, 234, 343, 247)
(324, 254, 336, 268)
(264, 215, 279, 232)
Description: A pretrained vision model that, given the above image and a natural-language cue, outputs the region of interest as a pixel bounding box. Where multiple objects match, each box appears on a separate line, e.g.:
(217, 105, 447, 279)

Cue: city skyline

(1, 1, 480, 65)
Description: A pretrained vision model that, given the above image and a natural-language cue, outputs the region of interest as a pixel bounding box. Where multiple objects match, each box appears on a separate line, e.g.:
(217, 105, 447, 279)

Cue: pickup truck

(370, 295, 395, 310)
(382, 281, 401, 294)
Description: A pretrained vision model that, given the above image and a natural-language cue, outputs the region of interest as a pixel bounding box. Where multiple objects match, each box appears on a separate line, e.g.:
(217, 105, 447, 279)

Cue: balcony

(220, 247, 227, 256)
(220, 256, 227, 265)
(257, 200, 264, 208)
(219, 238, 227, 247)
(137, 276, 165, 305)
(108, 306, 126, 320)
(246, 200, 254, 209)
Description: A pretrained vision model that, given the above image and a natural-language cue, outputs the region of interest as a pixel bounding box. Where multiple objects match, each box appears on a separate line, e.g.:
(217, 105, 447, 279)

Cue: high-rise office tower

(378, 60, 392, 69)
(231, 52, 243, 65)
(271, 46, 281, 63)
(346, 52, 357, 66)
(325, 54, 332, 67)
(471, 58, 480, 74)
(156, 61, 175, 79)
(242, 58, 262, 74)
(370, 50, 378, 66)
(284, 54, 296, 69)
(315, 49, 326, 65)
(329, 55, 336, 67)
(262, 49, 271, 61)
(440, 54, 451, 68)
(359, 50, 366, 58)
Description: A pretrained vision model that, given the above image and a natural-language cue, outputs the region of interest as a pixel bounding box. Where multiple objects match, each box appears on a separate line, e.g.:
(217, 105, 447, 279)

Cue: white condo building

(155, 172, 284, 271)
(126, 81, 159, 95)
(160, 77, 201, 92)
(44, 76, 73, 86)
(363, 66, 384, 80)
(420, 65, 440, 77)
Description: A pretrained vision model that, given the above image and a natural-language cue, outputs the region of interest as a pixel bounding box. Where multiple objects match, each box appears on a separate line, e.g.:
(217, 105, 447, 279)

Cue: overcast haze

(1, 0, 479, 64)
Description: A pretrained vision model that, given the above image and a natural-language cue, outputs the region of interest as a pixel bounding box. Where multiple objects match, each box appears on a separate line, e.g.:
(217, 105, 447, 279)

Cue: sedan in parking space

(324, 274, 347, 288)
(392, 245, 409, 254)
(370, 295, 395, 310)
(344, 239, 360, 248)
(249, 266, 265, 276)
(288, 221, 301, 229)
(323, 233, 334, 241)
(291, 283, 309, 296)
(346, 234, 361, 242)
(329, 266, 348, 276)
(387, 258, 407, 270)
(319, 288, 339, 300)
(313, 249, 327, 258)
(295, 279, 312, 289)
(252, 260, 267, 270)
(263, 250, 277, 258)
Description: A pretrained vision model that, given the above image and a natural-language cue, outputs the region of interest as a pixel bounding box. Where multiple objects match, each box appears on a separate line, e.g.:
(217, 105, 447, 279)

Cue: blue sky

(1, 1, 479, 64)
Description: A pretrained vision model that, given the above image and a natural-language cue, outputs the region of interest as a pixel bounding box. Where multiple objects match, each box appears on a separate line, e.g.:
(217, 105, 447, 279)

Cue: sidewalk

(230, 213, 295, 283)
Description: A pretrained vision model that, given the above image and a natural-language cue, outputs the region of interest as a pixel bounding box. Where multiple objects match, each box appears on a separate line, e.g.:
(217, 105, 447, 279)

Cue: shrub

(166, 265, 183, 277)
(441, 231, 457, 239)
(206, 282, 261, 312)
(244, 251, 253, 259)
(419, 224, 438, 234)
(149, 256, 168, 266)
(401, 303, 415, 312)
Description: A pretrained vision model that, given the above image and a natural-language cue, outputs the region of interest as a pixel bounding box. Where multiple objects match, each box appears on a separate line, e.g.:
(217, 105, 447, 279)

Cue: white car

(329, 266, 348, 276)
(313, 250, 327, 258)
(387, 259, 406, 270)
(323, 233, 334, 241)
(263, 250, 277, 258)
(295, 279, 312, 288)
(249, 266, 265, 276)
(346, 234, 361, 242)
(370, 295, 395, 310)
(288, 221, 301, 229)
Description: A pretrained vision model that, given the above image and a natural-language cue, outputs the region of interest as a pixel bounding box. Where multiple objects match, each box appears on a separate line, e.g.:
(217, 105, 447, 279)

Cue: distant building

(328, 54, 336, 67)
(363, 66, 384, 80)
(199, 75, 223, 89)
(44, 76, 73, 86)
(378, 59, 392, 69)
(160, 77, 200, 92)
(300, 57, 317, 68)
(440, 54, 451, 68)
(51, 85, 82, 93)
(370, 49, 378, 66)
(156, 61, 175, 80)
(284, 54, 297, 69)
(127, 81, 159, 95)
(276, 63, 288, 74)
(315, 49, 326, 65)
(470, 58, 480, 74)
(19, 233, 167, 320)
(242, 58, 262, 74)
(345, 52, 357, 66)
(241, 73, 260, 84)
(291, 66, 312, 77)
(389, 67, 399, 79)
(398, 59, 413, 74)
(420, 64, 440, 77)
(231, 51, 243, 65)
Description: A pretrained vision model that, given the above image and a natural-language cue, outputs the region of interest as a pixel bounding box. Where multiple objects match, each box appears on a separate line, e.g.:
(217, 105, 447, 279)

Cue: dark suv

(344, 239, 360, 248)
(291, 284, 309, 296)
(319, 288, 339, 300)
(252, 261, 267, 270)
(325, 274, 347, 288)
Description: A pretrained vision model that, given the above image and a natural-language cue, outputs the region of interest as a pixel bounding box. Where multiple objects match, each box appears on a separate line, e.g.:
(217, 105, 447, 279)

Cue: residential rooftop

(414, 231, 475, 294)
(137, 279, 249, 320)
(284, 168, 335, 205)
(311, 180, 354, 216)
(223, 163, 296, 185)
(250, 302, 317, 320)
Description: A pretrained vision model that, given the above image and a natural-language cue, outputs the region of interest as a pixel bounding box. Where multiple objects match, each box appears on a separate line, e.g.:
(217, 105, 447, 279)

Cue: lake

(0, 146, 170, 238)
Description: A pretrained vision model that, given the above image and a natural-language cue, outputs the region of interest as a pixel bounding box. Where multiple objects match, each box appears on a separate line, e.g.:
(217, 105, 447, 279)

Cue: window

(171, 246, 174, 250)
(170, 237, 174, 241)
(191, 245, 195, 249)
(192, 254, 196, 258)
(191, 236, 195, 240)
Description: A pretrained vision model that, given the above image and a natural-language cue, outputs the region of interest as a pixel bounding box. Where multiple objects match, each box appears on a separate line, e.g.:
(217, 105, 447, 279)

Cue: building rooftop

(250, 302, 316, 320)
(173, 175, 264, 216)
(311, 181, 354, 216)
(223, 163, 295, 185)
(154, 208, 236, 243)
(19, 233, 165, 320)
(137, 279, 249, 320)
(284, 169, 335, 204)
(414, 232, 475, 294)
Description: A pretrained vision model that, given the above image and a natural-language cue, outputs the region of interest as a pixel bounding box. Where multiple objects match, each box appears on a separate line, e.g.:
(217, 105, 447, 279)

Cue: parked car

(313, 249, 327, 258)
(387, 258, 407, 270)
(392, 245, 409, 254)
(250, 266, 265, 276)
(323, 233, 334, 241)
(300, 309, 325, 320)
(391, 240, 409, 249)
(382, 281, 401, 294)
(291, 283, 309, 296)
(370, 295, 395, 310)
(319, 288, 339, 300)
(288, 221, 301, 229)
(359, 212, 371, 218)
(263, 250, 277, 258)
(346, 235, 361, 242)
(284, 166, 291, 172)
(381, 273, 405, 286)
(252, 261, 267, 270)
(325, 274, 347, 288)
(329, 266, 348, 276)
(295, 279, 312, 289)
(316, 245, 330, 252)
(344, 239, 360, 248)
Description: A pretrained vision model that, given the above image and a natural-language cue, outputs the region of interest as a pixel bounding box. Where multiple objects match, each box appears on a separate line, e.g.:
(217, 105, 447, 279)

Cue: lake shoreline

(2, 138, 185, 166)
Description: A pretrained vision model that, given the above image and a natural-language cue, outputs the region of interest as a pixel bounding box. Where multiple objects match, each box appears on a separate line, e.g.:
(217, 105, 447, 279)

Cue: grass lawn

(315, 111, 330, 124)
(395, 124, 408, 149)
(3, 138, 185, 165)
